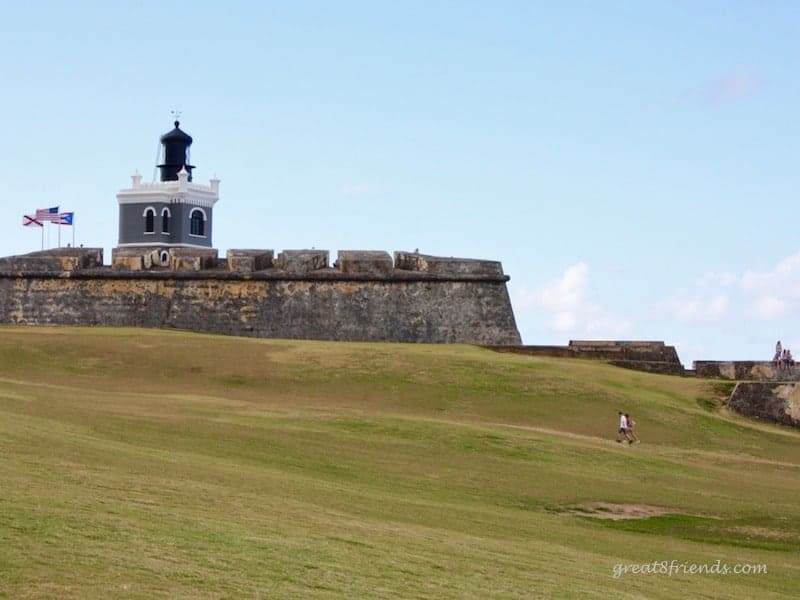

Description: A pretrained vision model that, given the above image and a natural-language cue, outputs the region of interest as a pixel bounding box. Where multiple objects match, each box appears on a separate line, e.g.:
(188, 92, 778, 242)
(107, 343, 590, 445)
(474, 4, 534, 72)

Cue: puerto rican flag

(57, 212, 74, 225)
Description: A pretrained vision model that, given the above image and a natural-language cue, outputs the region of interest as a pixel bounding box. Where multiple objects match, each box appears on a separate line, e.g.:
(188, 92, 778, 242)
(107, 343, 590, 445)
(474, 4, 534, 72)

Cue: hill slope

(1, 327, 798, 598)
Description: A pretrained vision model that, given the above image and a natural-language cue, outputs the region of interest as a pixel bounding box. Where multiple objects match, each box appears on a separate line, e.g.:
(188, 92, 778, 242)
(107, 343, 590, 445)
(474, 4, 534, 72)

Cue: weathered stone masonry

(0, 249, 521, 345)
(486, 340, 684, 375)
(692, 360, 800, 428)
(728, 382, 800, 428)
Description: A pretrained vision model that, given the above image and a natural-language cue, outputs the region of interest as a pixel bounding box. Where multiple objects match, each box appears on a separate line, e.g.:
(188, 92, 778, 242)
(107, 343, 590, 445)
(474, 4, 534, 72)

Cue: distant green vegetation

(1, 326, 798, 598)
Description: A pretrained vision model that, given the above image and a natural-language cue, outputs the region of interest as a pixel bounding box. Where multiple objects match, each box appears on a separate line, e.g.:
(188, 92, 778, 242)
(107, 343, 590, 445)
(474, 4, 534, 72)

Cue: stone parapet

(169, 248, 218, 271)
(336, 251, 393, 275)
(568, 340, 681, 363)
(693, 361, 800, 381)
(0, 248, 103, 272)
(11, 249, 512, 282)
(394, 252, 504, 277)
(485, 345, 575, 358)
(226, 250, 274, 272)
(0, 268, 512, 283)
(112, 247, 151, 270)
(484, 341, 684, 375)
(274, 250, 329, 274)
(607, 360, 685, 376)
(111, 247, 218, 271)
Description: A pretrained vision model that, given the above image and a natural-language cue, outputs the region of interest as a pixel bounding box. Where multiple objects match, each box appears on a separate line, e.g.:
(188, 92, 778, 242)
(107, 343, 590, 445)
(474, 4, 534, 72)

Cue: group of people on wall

(774, 341, 796, 370)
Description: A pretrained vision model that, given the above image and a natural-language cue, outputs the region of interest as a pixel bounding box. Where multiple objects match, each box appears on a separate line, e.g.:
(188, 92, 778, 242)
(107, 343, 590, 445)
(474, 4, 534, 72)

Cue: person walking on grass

(616, 412, 630, 443)
(625, 413, 640, 444)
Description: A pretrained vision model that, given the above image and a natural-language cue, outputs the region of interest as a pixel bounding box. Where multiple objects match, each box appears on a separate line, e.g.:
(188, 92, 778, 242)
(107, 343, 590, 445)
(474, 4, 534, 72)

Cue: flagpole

(41, 224, 44, 250)
(58, 221, 61, 248)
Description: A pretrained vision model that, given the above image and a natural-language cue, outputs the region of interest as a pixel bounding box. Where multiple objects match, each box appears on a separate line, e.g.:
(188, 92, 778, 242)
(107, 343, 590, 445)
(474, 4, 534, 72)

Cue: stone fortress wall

(486, 340, 684, 375)
(489, 343, 799, 427)
(727, 382, 800, 428)
(3, 245, 797, 428)
(0, 247, 521, 346)
(693, 360, 800, 382)
(692, 360, 800, 428)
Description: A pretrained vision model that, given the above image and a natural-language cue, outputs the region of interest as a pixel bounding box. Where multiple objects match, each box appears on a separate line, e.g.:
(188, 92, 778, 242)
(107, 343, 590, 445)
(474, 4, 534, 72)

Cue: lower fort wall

(0, 249, 521, 345)
(693, 361, 800, 382)
(485, 340, 684, 375)
(728, 382, 800, 427)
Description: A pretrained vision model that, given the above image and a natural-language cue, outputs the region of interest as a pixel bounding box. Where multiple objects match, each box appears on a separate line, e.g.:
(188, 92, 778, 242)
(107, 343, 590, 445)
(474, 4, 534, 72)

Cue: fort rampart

(728, 382, 800, 427)
(690, 360, 800, 428)
(693, 361, 800, 382)
(0, 248, 521, 345)
(486, 340, 684, 375)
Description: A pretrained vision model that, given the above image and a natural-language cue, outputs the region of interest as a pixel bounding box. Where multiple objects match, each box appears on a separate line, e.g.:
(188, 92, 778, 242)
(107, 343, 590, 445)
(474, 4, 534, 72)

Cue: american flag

(35, 207, 60, 222)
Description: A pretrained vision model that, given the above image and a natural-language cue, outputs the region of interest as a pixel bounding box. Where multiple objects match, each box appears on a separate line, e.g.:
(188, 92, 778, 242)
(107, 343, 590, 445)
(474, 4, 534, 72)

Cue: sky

(1, 1, 798, 366)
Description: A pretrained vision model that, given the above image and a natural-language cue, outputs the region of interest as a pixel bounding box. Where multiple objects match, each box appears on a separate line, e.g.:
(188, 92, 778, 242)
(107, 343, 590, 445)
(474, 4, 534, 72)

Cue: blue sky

(1, 1, 798, 366)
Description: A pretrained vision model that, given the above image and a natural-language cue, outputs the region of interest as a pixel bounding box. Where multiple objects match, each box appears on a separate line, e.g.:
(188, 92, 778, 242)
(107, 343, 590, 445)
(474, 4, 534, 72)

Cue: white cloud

(552, 311, 577, 332)
(740, 251, 800, 318)
(661, 250, 800, 322)
(512, 262, 631, 338)
(661, 294, 729, 321)
(697, 271, 739, 287)
(751, 296, 790, 319)
(338, 182, 382, 197)
(740, 251, 800, 292)
(703, 69, 765, 105)
(536, 262, 588, 312)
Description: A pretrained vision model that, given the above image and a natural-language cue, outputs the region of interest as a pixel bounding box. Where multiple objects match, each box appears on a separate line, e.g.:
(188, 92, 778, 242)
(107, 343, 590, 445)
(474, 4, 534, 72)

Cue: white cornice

(117, 187, 218, 207)
(125, 179, 219, 193)
(118, 177, 220, 207)
(116, 242, 214, 249)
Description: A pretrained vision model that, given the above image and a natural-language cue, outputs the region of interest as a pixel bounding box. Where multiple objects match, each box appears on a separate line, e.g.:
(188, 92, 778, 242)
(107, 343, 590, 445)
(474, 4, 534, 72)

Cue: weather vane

(170, 109, 182, 123)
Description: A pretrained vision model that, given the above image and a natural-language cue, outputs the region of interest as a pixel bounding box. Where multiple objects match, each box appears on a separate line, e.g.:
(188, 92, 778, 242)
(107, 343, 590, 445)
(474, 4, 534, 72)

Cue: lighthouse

(115, 121, 219, 254)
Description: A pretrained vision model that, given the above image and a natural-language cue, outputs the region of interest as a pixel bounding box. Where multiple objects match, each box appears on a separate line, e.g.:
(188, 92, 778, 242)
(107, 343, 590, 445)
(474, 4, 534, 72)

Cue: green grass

(595, 514, 800, 552)
(1, 326, 799, 598)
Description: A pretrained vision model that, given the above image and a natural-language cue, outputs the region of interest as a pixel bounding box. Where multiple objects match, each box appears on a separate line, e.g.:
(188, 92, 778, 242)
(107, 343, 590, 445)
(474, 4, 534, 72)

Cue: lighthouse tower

(115, 121, 220, 260)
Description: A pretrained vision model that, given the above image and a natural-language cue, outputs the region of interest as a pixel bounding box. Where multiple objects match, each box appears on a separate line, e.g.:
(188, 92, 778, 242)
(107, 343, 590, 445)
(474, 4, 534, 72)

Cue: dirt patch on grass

(726, 525, 795, 540)
(567, 502, 679, 520)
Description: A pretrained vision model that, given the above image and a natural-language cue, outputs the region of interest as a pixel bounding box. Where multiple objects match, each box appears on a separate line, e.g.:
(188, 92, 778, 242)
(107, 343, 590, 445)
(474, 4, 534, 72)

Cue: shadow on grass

(590, 513, 800, 552)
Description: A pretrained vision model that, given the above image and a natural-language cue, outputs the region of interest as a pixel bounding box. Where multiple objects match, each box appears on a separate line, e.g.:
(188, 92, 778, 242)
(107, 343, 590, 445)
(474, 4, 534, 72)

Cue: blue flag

(58, 212, 74, 226)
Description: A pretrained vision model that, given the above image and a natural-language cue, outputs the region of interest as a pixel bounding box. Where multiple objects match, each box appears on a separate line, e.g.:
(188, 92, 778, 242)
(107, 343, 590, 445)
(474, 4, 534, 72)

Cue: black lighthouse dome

(158, 120, 195, 182)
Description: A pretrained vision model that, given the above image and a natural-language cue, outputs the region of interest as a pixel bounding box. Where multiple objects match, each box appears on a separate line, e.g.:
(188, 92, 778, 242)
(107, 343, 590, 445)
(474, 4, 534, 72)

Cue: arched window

(162, 208, 171, 234)
(143, 207, 156, 234)
(190, 208, 206, 237)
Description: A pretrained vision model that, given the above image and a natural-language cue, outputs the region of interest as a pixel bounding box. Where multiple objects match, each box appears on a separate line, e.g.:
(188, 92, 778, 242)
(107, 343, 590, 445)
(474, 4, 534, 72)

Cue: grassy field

(1, 326, 798, 599)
